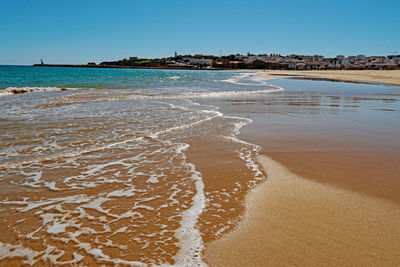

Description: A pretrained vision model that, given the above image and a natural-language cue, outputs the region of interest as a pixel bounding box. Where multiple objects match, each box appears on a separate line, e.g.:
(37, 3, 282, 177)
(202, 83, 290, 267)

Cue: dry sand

(205, 154, 400, 266)
(254, 69, 400, 86)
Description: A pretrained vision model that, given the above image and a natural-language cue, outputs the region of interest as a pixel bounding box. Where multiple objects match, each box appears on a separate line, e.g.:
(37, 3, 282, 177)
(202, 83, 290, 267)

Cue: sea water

(0, 66, 281, 266)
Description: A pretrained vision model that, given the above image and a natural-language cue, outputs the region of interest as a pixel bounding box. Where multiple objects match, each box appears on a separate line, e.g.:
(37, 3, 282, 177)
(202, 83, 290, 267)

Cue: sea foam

(0, 87, 77, 97)
(0, 71, 280, 266)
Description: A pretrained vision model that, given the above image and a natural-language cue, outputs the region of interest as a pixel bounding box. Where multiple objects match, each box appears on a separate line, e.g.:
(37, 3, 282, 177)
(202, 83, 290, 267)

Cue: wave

(167, 76, 181, 80)
(220, 72, 261, 86)
(0, 97, 269, 265)
(0, 87, 77, 97)
(0, 86, 283, 100)
(0, 106, 223, 169)
(121, 87, 283, 101)
(221, 71, 279, 88)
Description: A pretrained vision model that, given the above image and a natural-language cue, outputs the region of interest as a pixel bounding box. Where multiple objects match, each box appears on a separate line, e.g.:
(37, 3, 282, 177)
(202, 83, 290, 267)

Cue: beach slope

(255, 69, 400, 86)
(205, 155, 400, 266)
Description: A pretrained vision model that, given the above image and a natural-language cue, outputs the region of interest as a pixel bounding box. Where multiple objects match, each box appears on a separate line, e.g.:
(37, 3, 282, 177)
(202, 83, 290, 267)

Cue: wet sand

(267, 151, 400, 204)
(205, 154, 400, 266)
(254, 69, 400, 86)
(204, 78, 400, 265)
(0, 89, 265, 266)
(183, 137, 264, 244)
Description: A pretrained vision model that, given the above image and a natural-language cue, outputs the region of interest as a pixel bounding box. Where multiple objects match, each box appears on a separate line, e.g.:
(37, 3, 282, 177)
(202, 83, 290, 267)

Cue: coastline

(1, 67, 399, 265)
(251, 69, 400, 86)
(30, 65, 400, 87)
(205, 154, 400, 266)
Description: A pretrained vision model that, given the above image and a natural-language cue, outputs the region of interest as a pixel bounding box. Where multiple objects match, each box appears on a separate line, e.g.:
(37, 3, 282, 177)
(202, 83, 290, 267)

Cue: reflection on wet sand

(205, 155, 400, 266)
(204, 79, 400, 265)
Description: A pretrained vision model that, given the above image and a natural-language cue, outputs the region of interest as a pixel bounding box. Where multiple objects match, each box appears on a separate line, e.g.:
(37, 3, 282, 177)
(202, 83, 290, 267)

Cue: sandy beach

(204, 76, 400, 266)
(253, 69, 400, 86)
(205, 155, 400, 266)
(1, 68, 399, 265)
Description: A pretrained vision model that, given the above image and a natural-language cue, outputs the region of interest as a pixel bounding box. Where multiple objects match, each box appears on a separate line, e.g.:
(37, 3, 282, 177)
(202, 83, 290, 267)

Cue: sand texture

(254, 69, 400, 86)
(205, 155, 400, 266)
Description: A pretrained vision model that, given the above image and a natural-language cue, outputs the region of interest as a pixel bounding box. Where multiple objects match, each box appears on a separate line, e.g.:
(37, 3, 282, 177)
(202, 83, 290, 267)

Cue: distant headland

(34, 53, 400, 70)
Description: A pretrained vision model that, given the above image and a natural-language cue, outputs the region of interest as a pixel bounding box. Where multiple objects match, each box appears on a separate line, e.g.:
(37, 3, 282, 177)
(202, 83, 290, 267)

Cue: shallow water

(0, 67, 274, 265)
(211, 78, 400, 203)
(203, 78, 400, 266)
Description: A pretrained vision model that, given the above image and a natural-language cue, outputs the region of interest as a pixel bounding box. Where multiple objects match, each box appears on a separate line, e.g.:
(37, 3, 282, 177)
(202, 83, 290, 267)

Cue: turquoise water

(0, 65, 247, 91)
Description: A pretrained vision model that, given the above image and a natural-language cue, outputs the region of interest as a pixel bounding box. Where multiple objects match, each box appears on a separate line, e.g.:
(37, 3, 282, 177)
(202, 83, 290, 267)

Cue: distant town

(36, 52, 400, 70)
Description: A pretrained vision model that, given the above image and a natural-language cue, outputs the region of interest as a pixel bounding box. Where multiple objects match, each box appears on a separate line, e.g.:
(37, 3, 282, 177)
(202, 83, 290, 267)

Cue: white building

(183, 57, 213, 66)
(313, 55, 324, 62)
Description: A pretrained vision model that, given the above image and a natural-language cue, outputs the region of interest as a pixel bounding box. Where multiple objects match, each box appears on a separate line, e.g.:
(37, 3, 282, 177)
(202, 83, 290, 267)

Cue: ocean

(0, 66, 281, 266)
(2, 66, 400, 266)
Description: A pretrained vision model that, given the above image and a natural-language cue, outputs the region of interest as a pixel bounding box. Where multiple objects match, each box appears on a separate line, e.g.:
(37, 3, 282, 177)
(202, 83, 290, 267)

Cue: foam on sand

(205, 155, 400, 266)
(173, 160, 207, 267)
(0, 75, 280, 265)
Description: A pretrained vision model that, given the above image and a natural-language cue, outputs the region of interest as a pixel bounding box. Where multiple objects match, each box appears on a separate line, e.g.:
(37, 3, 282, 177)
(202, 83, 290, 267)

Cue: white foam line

(0, 137, 143, 169)
(0, 242, 40, 265)
(168, 76, 181, 80)
(1, 108, 222, 170)
(77, 242, 146, 267)
(122, 88, 283, 101)
(221, 115, 266, 187)
(1, 80, 281, 170)
(153, 100, 266, 265)
(150, 109, 222, 139)
(0, 86, 82, 97)
(44, 181, 60, 191)
(221, 72, 286, 92)
(221, 72, 259, 86)
(172, 145, 207, 267)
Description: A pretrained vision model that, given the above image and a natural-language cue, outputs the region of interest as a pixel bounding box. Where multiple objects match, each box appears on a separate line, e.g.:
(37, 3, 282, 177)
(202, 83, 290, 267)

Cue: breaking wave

(0, 87, 79, 97)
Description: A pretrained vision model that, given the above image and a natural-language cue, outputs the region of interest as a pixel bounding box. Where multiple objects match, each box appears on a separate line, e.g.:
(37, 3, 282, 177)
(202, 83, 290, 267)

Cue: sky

(1, 0, 399, 65)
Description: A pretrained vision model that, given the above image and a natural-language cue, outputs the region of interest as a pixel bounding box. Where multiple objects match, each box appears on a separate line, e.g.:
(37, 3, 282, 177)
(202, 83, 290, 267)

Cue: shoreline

(31, 64, 226, 71)
(30, 65, 400, 87)
(205, 154, 400, 266)
(204, 74, 400, 265)
(1, 67, 399, 265)
(251, 69, 400, 87)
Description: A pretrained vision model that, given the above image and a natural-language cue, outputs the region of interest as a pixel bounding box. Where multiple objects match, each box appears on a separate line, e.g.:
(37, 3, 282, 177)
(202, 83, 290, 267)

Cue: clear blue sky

(1, 0, 399, 65)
